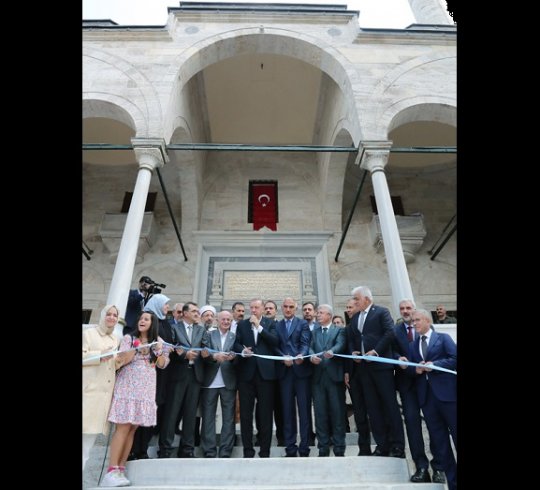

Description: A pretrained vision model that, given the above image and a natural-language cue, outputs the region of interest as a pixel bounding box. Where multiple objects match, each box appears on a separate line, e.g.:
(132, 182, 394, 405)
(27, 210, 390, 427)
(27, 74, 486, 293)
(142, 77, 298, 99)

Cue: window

(370, 195, 404, 216)
(121, 192, 157, 213)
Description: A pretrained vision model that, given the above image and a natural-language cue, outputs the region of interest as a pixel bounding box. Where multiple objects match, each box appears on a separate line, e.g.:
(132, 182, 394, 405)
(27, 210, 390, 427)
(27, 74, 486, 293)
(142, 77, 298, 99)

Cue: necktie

(286, 319, 292, 333)
(407, 325, 414, 342)
(421, 335, 428, 360)
(187, 324, 192, 343)
(358, 311, 366, 333)
(358, 312, 366, 354)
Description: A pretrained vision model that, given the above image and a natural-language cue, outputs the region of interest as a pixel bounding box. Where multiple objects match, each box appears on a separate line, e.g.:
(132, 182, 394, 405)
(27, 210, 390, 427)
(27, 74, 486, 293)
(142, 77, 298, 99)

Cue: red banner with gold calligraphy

(252, 183, 277, 231)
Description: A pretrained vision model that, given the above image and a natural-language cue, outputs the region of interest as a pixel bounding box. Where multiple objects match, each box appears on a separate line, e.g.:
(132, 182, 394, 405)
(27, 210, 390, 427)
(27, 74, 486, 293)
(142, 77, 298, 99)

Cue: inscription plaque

(223, 271, 301, 300)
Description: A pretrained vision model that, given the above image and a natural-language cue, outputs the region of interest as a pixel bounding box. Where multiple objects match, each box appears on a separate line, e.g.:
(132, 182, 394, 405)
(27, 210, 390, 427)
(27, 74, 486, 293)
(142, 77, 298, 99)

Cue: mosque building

(83, 1, 456, 332)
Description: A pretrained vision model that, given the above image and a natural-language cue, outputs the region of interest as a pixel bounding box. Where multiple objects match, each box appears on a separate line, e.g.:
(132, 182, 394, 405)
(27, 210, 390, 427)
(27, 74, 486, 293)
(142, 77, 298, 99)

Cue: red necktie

(407, 325, 413, 342)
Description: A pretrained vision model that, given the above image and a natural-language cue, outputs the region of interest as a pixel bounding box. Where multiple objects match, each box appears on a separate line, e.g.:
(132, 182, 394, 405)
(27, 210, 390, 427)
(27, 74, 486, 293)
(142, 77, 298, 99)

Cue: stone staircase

(84, 432, 447, 490)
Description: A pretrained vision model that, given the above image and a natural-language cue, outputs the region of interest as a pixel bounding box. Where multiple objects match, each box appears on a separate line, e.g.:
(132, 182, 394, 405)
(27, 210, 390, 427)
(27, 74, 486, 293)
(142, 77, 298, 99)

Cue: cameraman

(124, 276, 153, 334)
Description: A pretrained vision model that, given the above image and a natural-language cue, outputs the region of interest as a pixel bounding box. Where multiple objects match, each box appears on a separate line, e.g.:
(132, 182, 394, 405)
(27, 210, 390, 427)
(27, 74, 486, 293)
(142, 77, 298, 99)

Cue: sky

(83, 0, 416, 29)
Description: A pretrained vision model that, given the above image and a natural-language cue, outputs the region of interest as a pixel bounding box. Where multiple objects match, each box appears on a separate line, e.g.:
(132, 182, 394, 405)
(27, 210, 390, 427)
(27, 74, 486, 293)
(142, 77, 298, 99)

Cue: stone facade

(83, 2, 456, 324)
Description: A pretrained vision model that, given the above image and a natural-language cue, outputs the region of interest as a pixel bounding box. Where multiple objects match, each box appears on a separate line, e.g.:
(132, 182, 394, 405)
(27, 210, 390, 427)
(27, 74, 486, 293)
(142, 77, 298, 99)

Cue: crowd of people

(83, 284, 457, 489)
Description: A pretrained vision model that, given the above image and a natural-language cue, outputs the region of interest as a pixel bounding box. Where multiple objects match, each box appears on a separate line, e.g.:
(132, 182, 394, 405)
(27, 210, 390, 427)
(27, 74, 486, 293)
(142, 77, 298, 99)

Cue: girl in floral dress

(100, 311, 176, 487)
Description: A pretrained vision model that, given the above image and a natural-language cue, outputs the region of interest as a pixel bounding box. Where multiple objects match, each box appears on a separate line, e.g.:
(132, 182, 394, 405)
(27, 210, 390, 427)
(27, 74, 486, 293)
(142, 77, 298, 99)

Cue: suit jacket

(169, 321, 209, 383)
(235, 316, 279, 381)
(347, 304, 395, 370)
(309, 325, 345, 383)
(202, 329, 238, 389)
(275, 316, 312, 379)
(408, 330, 457, 406)
(392, 322, 415, 391)
(125, 289, 144, 330)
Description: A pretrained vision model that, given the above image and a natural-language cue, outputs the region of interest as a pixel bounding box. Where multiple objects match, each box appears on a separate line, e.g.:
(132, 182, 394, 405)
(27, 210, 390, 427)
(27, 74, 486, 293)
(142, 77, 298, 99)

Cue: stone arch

(369, 53, 456, 138)
(382, 98, 457, 138)
(83, 46, 163, 136)
(163, 27, 363, 144)
(166, 125, 202, 233)
(82, 97, 139, 132)
(319, 126, 354, 231)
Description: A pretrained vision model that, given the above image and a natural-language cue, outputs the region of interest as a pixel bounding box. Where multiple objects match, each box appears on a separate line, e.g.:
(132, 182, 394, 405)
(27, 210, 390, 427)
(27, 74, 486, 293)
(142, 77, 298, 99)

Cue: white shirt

(207, 330, 229, 389)
(252, 319, 263, 344)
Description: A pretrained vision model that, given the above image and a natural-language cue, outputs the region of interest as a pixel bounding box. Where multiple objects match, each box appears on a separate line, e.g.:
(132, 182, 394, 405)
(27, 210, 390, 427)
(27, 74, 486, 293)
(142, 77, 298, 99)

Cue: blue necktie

(286, 319, 292, 333)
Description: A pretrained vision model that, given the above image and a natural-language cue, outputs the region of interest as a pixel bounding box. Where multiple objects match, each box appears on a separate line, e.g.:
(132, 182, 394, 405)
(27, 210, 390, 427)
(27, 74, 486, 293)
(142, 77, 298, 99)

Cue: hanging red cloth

(252, 183, 277, 231)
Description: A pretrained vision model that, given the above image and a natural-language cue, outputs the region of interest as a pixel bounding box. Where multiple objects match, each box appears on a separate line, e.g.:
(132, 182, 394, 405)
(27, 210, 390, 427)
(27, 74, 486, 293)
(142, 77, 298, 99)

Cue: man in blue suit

(275, 297, 312, 457)
(393, 299, 445, 483)
(402, 308, 457, 490)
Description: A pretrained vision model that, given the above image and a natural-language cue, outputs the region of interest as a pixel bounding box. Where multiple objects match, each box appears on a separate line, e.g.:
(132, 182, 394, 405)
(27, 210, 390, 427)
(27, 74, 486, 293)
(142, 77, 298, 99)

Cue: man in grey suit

(200, 310, 238, 458)
(309, 304, 347, 457)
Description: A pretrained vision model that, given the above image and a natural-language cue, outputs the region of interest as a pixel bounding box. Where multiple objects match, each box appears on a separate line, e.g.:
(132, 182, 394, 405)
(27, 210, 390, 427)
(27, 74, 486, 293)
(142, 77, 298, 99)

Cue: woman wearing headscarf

(82, 304, 120, 470)
(127, 293, 175, 460)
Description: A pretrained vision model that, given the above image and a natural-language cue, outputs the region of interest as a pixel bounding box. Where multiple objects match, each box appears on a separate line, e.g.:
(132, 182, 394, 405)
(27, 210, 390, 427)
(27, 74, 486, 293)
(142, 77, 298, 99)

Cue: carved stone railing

(99, 212, 157, 263)
(369, 214, 427, 263)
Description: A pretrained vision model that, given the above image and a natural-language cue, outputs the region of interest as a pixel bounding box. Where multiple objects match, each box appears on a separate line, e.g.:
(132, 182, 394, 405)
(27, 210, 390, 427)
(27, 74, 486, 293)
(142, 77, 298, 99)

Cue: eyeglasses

(175, 311, 182, 314)
(188, 309, 199, 314)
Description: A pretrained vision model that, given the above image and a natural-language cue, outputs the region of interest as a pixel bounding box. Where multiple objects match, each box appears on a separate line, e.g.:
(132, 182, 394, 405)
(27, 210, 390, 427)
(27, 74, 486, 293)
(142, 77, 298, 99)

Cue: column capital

(131, 138, 169, 171)
(357, 140, 392, 173)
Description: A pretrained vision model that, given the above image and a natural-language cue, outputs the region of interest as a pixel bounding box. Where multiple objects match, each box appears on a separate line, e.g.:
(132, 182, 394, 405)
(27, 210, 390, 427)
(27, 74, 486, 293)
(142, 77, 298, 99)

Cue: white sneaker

(100, 468, 130, 487)
(119, 469, 131, 485)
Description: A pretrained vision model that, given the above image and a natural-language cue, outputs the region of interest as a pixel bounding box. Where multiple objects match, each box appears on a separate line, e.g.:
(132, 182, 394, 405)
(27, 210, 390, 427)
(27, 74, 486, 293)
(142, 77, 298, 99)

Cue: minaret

(407, 0, 454, 25)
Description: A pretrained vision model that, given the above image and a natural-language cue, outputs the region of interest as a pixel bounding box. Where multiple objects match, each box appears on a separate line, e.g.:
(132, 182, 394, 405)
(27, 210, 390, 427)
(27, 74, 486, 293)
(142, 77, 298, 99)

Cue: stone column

(407, 0, 453, 25)
(106, 138, 169, 339)
(359, 141, 413, 313)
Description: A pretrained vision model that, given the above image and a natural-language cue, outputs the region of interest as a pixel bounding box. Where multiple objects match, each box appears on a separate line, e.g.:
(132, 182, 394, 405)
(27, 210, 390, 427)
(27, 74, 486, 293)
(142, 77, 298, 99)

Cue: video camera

(142, 278, 167, 295)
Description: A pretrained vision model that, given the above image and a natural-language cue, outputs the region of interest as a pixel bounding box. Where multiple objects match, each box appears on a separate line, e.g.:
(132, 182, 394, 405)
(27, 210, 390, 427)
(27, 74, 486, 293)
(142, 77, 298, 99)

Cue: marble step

(85, 457, 446, 489)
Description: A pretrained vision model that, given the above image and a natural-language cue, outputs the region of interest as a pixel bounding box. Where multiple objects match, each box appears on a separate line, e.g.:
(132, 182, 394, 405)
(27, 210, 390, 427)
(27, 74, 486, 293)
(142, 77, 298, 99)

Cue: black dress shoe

(410, 468, 431, 483)
(285, 452, 297, 457)
(372, 447, 389, 456)
(178, 451, 195, 458)
(358, 447, 372, 456)
(126, 452, 138, 461)
(432, 470, 446, 483)
(318, 450, 329, 457)
(389, 447, 405, 458)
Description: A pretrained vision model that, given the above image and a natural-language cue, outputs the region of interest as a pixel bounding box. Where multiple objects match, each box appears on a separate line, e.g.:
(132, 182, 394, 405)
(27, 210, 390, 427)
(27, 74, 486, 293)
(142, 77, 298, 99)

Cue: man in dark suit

(275, 297, 312, 457)
(159, 301, 209, 458)
(401, 308, 457, 490)
(393, 299, 445, 483)
(344, 297, 372, 456)
(200, 310, 238, 458)
(124, 276, 152, 333)
(235, 298, 279, 458)
(309, 304, 346, 457)
(347, 286, 405, 458)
